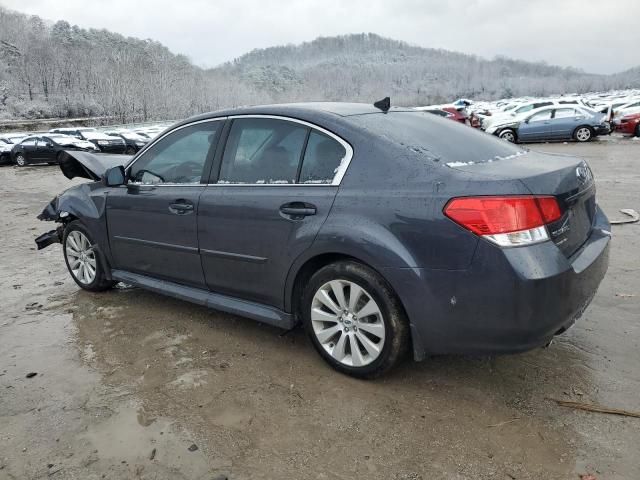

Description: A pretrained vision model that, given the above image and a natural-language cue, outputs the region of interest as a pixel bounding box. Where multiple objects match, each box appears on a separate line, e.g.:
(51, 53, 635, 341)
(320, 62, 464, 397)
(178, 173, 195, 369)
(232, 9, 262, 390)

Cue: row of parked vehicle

(417, 89, 640, 144)
(0, 124, 169, 166)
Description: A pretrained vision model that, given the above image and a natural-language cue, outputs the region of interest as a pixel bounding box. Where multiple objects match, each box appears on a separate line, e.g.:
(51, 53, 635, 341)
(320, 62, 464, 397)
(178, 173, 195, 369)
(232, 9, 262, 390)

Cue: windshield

(349, 111, 524, 165)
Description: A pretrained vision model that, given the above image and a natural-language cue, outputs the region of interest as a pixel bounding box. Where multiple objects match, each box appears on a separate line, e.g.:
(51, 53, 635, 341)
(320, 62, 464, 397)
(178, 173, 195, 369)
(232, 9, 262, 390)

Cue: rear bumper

(384, 206, 610, 360)
(594, 123, 611, 135)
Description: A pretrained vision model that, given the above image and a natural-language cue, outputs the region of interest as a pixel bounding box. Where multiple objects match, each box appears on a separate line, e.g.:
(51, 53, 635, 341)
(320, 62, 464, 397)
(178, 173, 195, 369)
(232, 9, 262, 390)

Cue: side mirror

(104, 165, 126, 187)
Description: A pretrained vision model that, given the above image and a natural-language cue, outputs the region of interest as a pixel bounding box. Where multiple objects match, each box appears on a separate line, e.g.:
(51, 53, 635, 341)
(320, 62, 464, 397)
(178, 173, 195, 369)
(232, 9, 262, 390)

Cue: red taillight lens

(444, 195, 562, 236)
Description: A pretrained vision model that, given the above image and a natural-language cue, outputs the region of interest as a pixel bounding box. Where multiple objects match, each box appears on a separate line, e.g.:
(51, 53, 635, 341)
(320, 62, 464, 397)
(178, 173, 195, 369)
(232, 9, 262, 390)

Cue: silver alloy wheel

(499, 130, 515, 143)
(65, 230, 97, 285)
(576, 127, 591, 142)
(311, 280, 386, 367)
(15, 154, 26, 166)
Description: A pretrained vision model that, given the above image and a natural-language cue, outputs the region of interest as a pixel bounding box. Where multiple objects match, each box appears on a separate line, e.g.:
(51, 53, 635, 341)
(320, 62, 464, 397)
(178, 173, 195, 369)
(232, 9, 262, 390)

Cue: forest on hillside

(0, 6, 638, 122)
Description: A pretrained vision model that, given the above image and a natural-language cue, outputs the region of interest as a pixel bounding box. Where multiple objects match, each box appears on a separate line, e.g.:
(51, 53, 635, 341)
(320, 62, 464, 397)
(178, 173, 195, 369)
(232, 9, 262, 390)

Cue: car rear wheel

(125, 146, 136, 155)
(63, 221, 114, 292)
(574, 126, 593, 142)
(14, 153, 26, 167)
(302, 261, 409, 378)
(635, 124, 640, 138)
(498, 129, 517, 143)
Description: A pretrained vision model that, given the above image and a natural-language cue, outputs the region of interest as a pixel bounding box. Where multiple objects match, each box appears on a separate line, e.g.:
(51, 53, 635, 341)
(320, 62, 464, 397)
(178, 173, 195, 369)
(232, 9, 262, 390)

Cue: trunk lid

(447, 151, 596, 257)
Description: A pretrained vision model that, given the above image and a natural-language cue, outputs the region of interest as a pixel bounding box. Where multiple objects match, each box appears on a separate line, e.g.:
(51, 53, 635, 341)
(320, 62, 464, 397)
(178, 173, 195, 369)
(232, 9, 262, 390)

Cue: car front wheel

(498, 129, 517, 143)
(302, 261, 409, 378)
(63, 221, 114, 292)
(635, 124, 640, 138)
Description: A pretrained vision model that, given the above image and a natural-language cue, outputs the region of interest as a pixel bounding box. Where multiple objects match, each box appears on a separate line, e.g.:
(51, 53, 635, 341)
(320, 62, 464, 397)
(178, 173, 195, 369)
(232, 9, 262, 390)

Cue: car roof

(182, 102, 413, 123)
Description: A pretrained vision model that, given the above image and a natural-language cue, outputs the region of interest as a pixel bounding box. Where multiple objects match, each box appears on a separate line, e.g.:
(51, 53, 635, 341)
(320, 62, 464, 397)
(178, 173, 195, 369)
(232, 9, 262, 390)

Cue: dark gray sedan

(36, 102, 610, 377)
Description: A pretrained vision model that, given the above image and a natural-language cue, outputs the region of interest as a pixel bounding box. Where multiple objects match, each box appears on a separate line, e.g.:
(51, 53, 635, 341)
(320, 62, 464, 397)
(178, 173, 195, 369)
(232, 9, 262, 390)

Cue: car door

(39, 136, 58, 163)
(16, 137, 38, 163)
(198, 116, 350, 309)
(518, 109, 553, 142)
(551, 108, 581, 139)
(106, 119, 223, 288)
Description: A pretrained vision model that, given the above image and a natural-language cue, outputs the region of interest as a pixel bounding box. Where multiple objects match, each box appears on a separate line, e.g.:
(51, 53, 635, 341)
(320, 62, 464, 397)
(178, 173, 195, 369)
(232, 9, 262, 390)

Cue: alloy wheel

(15, 154, 26, 166)
(499, 130, 515, 143)
(65, 230, 97, 285)
(311, 280, 386, 367)
(576, 127, 591, 142)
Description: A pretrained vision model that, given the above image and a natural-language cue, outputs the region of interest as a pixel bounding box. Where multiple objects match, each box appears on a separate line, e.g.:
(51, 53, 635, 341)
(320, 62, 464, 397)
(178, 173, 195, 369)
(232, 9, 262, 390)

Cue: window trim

(213, 114, 353, 187)
(123, 114, 354, 188)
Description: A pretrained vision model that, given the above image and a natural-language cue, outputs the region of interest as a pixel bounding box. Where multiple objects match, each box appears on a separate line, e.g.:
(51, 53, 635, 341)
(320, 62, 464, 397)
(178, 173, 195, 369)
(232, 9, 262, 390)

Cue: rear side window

(299, 131, 346, 184)
(219, 118, 308, 184)
(554, 108, 577, 119)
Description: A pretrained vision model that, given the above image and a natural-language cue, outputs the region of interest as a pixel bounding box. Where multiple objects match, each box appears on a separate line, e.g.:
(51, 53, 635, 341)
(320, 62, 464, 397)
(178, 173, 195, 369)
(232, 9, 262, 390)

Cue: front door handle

(280, 202, 317, 217)
(169, 200, 194, 215)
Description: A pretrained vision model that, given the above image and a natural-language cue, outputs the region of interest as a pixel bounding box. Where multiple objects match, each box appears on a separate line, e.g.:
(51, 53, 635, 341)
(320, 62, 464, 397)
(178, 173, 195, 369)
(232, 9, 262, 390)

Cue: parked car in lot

(35, 102, 610, 377)
(104, 131, 149, 154)
(49, 127, 97, 138)
(77, 131, 127, 153)
(614, 112, 640, 137)
(0, 138, 14, 165)
(11, 134, 99, 166)
(481, 99, 584, 130)
(486, 106, 610, 143)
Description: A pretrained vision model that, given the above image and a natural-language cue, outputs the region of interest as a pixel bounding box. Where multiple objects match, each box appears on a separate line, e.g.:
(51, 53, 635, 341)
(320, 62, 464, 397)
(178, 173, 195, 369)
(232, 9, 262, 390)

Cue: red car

(615, 112, 640, 137)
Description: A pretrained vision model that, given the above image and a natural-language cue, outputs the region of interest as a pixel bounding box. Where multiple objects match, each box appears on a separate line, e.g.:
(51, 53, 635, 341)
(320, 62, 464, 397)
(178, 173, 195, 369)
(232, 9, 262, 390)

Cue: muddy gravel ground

(0, 136, 639, 480)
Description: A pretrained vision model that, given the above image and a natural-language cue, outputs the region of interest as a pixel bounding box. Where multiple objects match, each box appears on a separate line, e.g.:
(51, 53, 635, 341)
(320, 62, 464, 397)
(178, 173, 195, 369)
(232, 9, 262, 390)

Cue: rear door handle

(169, 200, 194, 215)
(280, 202, 317, 217)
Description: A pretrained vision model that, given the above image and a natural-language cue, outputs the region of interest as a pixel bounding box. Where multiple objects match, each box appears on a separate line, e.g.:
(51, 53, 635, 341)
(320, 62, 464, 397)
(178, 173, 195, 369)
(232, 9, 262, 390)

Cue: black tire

(14, 153, 26, 167)
(125, 146, 136, 155)
(63, 220, 115, 292)
(301, 261, 410, 378)
(573, 126, 593, 142)
(635, 124, 640, 138)
(498, 128, 517, 143)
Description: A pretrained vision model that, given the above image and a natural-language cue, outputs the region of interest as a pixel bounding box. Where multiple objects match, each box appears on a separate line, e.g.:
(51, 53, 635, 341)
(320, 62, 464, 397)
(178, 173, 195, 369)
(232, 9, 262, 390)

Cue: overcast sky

(2, 0, 638, 74)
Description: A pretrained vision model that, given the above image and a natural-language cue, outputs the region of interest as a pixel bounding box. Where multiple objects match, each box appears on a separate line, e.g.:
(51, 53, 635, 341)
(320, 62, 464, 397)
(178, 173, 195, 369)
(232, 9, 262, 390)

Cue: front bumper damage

(35, 227, 63, 250)
(35, 196, 65, 250)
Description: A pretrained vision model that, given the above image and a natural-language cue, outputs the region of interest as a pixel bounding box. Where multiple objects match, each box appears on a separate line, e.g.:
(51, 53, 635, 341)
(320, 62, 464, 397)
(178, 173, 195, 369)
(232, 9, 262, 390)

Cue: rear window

(348, 111, 525, 165)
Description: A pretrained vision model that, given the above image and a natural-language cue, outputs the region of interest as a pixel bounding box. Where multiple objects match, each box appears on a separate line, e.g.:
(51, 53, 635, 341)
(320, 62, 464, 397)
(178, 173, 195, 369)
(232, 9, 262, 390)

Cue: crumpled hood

(58, 150, 133, 181)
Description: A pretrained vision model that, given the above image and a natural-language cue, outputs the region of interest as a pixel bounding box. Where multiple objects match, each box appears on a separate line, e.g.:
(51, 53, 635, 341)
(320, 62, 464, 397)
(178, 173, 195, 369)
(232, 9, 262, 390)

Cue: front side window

(299, 131, 346, 184)
(528, 110, 553, 122)
(21, 138, 37, 146)
(129, 121, 220, 185)
(218, 118, 308, 184)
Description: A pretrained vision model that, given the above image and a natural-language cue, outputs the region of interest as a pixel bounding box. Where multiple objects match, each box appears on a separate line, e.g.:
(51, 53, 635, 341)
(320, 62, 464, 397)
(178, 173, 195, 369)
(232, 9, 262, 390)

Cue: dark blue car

(36, 103, 610, 377)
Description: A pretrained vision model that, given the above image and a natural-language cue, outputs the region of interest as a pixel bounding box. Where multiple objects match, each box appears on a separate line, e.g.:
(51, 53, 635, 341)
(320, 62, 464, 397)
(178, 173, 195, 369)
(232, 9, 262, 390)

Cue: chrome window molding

(124, 114, 353, 188)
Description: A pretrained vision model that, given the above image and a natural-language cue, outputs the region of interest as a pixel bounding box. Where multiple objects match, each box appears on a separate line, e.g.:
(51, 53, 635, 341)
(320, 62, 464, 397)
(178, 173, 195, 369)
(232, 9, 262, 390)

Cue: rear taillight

(444, 195, 562, 247)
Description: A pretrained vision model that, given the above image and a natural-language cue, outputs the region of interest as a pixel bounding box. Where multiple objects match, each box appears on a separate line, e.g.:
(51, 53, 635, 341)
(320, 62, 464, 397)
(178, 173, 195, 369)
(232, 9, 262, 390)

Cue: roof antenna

(373, 96, 391, 112)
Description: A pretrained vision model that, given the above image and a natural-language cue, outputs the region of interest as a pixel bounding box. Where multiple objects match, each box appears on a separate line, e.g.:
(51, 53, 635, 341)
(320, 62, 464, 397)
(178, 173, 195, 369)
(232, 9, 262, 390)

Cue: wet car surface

(0, 136, 638, 479)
